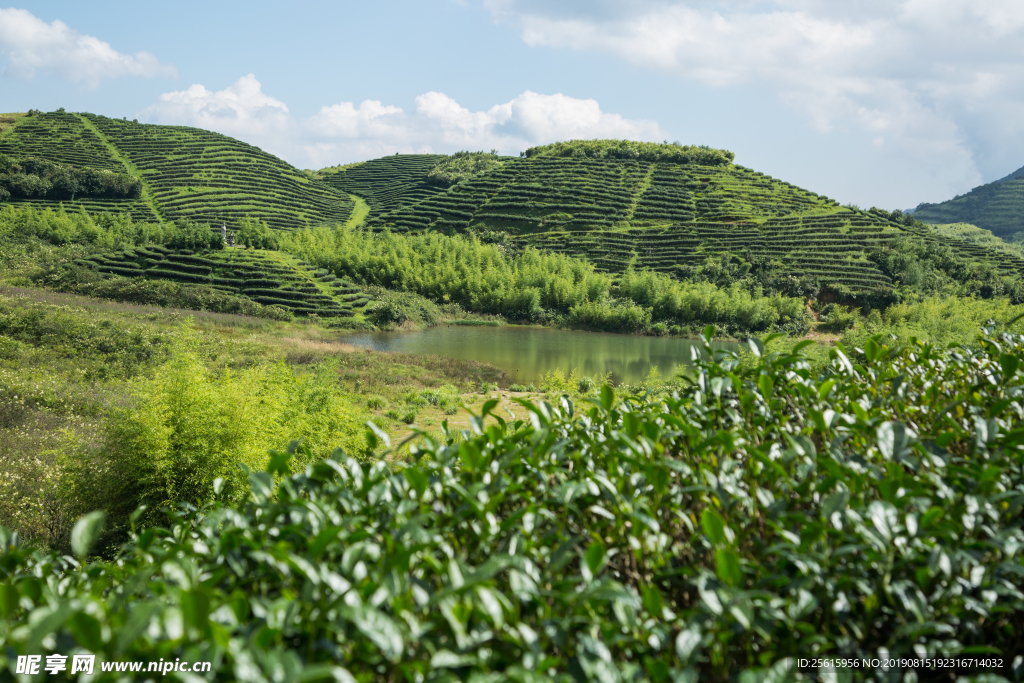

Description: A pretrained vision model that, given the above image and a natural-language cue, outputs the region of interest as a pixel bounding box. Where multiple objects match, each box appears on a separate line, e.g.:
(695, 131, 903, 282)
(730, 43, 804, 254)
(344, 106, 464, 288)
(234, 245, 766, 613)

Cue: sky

(2, 1, 1024, 210)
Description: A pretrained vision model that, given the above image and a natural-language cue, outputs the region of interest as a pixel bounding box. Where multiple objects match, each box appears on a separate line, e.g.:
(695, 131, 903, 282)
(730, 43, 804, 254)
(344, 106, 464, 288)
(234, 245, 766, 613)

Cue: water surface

(339, 325, 738, 385)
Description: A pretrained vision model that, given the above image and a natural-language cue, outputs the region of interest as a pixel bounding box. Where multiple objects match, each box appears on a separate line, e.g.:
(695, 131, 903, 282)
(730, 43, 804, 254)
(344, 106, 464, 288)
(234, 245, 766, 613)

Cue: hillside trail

(344, 194, 370, 229)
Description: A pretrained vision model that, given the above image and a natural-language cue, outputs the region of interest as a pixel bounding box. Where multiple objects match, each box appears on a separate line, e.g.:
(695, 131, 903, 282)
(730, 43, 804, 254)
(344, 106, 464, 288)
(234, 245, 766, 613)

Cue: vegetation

(426, 150, 505, 186)
(914, 174, 1024, 238)
(0, 155, 141, 202)
(364, 151, 1024, 306)
(280, 226, 810, 335)
(0, 110, 355, 231)
(318, 154, 446, 219)
(925, 221, 1024, 258)
(523, 139, 736, 165)
(2, 327, 1023, 680)
(0, 285, 507, 550)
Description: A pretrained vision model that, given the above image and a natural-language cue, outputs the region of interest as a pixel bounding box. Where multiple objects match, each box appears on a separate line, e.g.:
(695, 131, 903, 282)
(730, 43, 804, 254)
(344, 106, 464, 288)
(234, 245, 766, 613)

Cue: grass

(0, 281, 525, 544)
(344, 193, 371, 228)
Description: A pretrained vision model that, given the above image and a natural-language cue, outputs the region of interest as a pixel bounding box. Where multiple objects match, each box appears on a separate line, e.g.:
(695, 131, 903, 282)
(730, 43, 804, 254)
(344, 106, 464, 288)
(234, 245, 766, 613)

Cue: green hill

(352, 141, 1024, 296)
(0, 110, 354, 231)
(913, 175, 1024, 238)
(318, 154, 446, 219)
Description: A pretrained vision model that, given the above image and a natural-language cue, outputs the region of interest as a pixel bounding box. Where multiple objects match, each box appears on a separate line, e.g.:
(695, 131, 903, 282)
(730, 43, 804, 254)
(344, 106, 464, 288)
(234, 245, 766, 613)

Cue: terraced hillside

(319, 155, 446, 219)
(357, 142, 1024, 294)
(75, 246, 371, 318)
(0, 111, 159, 222)
(914, 175, 1024, 238)
(367, 156, 836, 234)
(84, 114, 353, 230)
(0, 110, 355, 230)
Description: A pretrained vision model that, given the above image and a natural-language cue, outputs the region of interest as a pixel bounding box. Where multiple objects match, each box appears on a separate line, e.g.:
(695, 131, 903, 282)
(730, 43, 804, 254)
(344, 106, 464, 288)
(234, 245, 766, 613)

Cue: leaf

(877, 421, 908, 459)
(366, 420, 391, 449)
(758, 374, 774, 400)
(181, 589, 210, 630)
(715, 548, 742, 587)
(818, 379, 836, 400)
(404, 467, 428, 498)
(585, 541, 607, 578)
(747, 338, 764, 358)
(701, 508, 727, 545)
(1000, 353, 1019, 379)
(642, 585, 664, 616)
(344, 603, 404, 662)
(920, 506, 944, 528)
(600, 384, 615, 411)
(675, 626, 702, 664)
(71, 511, 106, 559)
(267, 450, 292, 476)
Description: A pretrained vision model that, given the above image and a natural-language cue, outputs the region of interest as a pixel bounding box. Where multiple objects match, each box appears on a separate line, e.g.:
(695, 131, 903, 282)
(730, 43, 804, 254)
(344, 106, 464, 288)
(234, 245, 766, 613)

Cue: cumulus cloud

(0, 7, 176, 87)
(143, 75, 668, 168)
(485, 0, 1024, 190)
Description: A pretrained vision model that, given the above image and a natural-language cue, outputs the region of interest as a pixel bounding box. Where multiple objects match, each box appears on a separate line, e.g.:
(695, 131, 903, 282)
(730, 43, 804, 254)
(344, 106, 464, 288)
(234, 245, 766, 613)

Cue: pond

(338, 325, 740, 386)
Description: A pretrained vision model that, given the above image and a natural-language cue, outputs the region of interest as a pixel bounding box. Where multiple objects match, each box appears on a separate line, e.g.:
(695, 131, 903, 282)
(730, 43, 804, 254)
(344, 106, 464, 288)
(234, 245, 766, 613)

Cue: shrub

(3, 327, 1023, 680)
(821, 303, 858, 332)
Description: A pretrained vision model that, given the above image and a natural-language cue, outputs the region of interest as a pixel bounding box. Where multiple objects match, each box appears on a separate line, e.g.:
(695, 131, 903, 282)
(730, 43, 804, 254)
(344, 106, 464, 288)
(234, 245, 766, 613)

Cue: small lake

(338, 325, 739, 386)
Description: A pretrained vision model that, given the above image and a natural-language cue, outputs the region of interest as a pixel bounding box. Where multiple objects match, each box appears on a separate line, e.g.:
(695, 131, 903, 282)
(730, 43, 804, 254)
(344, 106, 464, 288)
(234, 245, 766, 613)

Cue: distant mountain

(913, 168, 1024, 238)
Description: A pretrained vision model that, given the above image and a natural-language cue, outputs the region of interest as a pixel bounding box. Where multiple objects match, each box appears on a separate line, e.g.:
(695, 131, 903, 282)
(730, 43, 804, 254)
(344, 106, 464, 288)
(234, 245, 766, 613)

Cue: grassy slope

(914, 176, 1024, 238)
(351, 148, 1024, 295)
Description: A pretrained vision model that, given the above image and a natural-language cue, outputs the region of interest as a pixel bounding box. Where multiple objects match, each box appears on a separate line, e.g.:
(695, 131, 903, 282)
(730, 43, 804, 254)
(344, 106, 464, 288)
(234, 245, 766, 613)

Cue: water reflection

(338, 325, 739, 385)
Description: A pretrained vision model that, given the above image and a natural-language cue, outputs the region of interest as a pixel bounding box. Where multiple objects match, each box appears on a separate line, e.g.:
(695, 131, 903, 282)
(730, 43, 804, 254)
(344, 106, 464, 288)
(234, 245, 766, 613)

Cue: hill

(318, 154, 446, 219)
(913, 174, 1024, 239)
(351, 141, 1024, 297)
(0, 110, 354, 230)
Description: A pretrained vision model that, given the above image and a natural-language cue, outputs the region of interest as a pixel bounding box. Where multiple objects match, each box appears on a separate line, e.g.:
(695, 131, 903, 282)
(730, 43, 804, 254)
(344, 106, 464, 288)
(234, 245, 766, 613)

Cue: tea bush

(2, 328, 1024, 681)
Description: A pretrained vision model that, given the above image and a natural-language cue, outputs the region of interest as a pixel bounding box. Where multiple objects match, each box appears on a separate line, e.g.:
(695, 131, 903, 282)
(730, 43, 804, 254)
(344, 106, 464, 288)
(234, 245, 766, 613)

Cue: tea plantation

(74, 245, 371, 317)
(0, 110, 355, 231)
(357, 142, 1024, 297)
(319, 154, 447, 219)
(3, 329, 1023, 681)
(0, 111, 159, 222)
(84, 114, 354, 230)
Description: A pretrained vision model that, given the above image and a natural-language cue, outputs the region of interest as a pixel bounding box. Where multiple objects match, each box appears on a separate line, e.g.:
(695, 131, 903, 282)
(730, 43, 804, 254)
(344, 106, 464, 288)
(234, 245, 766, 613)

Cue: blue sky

(3, 1, 1024, 210)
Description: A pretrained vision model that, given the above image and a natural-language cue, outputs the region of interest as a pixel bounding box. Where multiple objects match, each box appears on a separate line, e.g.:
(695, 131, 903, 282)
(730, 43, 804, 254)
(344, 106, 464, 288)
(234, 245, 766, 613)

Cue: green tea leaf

(71, 511, 105, 559)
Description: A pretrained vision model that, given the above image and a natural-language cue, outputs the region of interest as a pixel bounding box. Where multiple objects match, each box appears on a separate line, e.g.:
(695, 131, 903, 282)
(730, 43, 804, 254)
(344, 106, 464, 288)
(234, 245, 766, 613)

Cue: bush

(567, 298, 651, 333)
(820, 303, 858, 332)
(65, 340, 369, 534)
(426, 151, 503, 187)
(367, 291, 440, 328)
(3, 327, 1023, 680)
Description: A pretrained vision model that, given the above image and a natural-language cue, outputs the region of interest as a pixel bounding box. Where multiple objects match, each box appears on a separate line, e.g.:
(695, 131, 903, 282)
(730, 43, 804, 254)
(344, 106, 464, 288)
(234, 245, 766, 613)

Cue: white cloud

(0, 7, 177, 87)
(142, 75, 668, 169)
(485, 0, 1024, 193)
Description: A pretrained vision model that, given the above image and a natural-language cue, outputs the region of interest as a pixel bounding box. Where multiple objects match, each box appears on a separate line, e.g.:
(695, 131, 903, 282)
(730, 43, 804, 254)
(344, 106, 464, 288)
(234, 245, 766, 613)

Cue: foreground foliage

(2, 327, 1024, 681)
